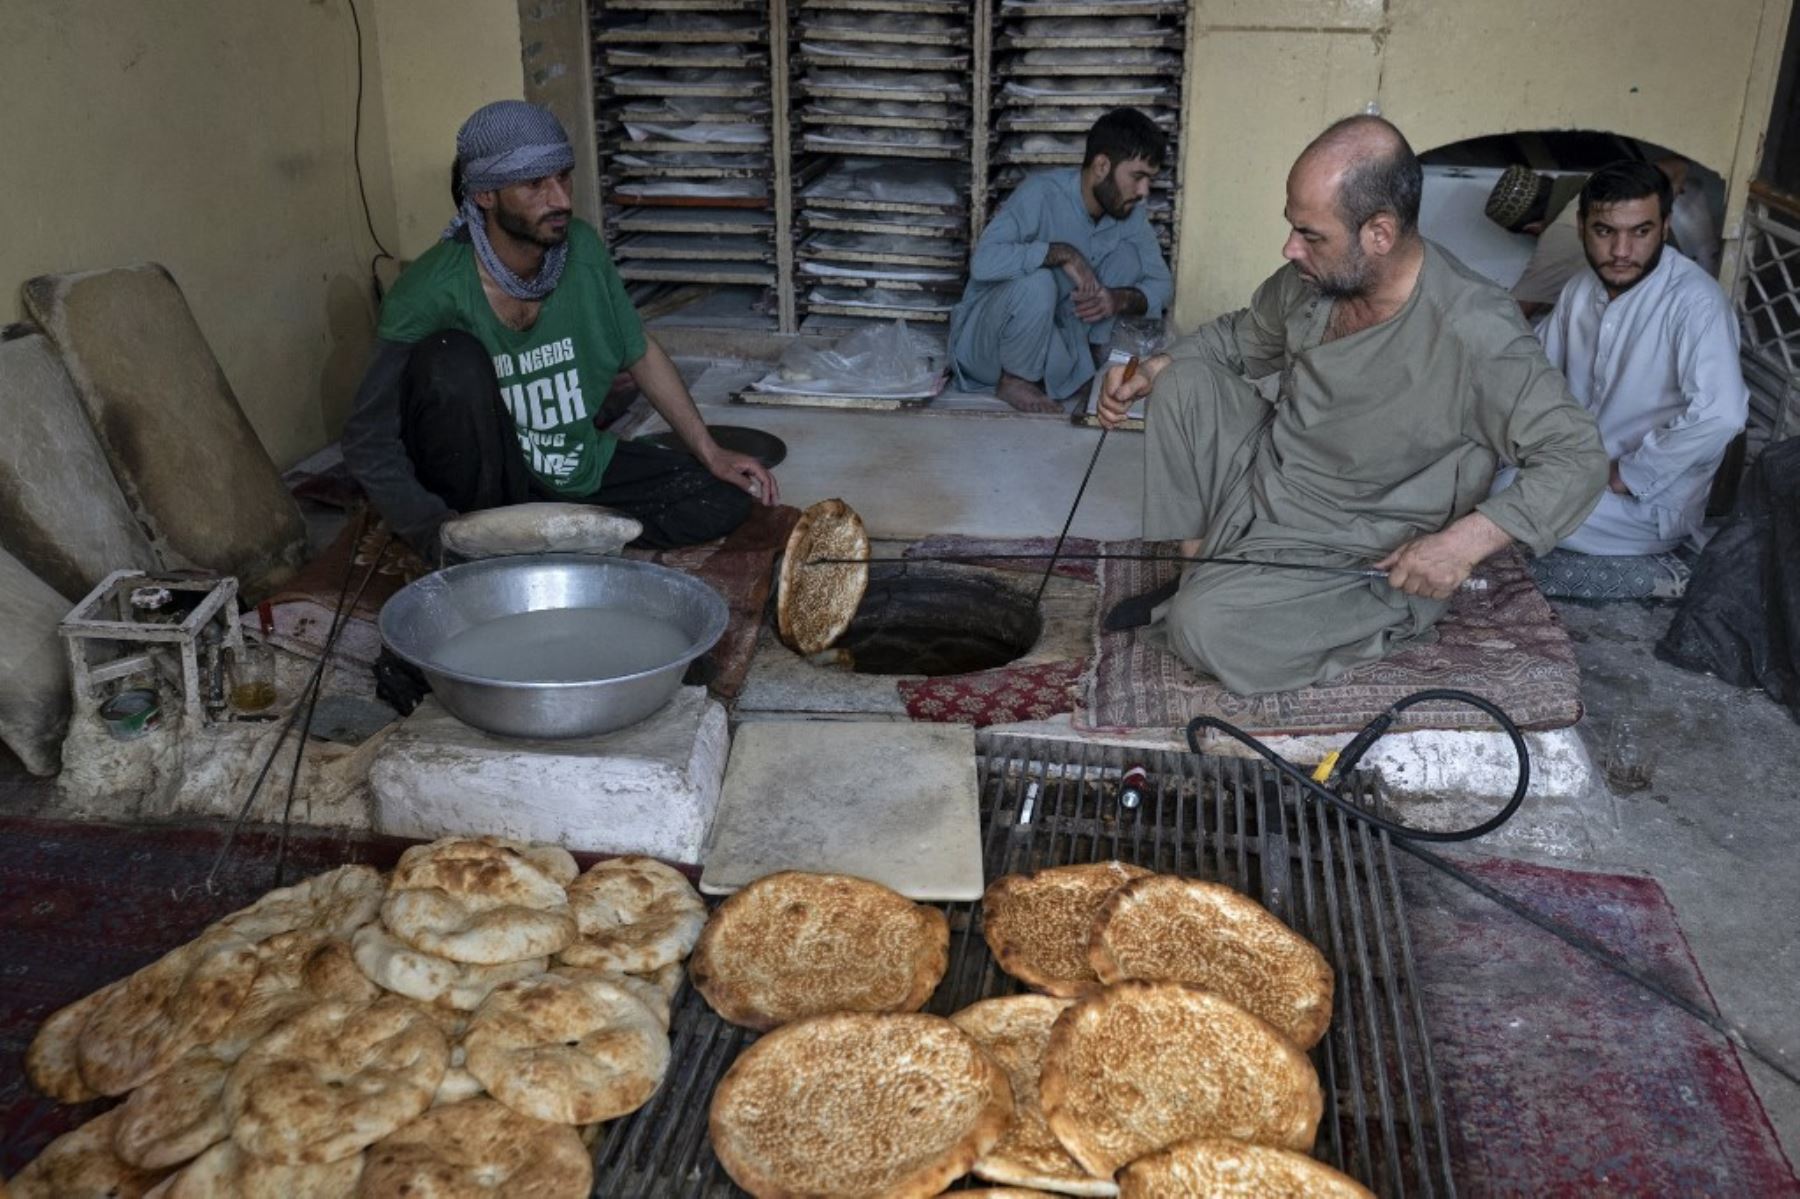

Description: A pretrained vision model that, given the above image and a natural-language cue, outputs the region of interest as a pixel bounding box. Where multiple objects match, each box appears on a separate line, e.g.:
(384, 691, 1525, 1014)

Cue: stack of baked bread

(696, 865, 1372, 1198)
(10, 837, 706, 1199)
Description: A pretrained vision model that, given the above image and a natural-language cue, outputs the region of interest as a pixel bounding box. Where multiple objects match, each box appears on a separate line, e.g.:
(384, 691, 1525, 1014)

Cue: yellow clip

(1310, 751, 1341, 784)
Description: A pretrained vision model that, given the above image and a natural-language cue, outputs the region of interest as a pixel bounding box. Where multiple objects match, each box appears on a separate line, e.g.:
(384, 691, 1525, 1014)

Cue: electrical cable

(1186, 693, 1800, 1092)
(344, 0, 395, 300)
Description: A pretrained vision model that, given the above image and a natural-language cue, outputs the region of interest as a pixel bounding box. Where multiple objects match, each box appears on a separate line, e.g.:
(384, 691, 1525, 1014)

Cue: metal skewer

(1031, 355, 1136, 608)
(803, 550, 1489, 591)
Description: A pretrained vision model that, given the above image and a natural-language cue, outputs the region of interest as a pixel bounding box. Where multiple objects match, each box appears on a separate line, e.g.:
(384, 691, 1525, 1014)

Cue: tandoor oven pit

(830, 562, 1043, 677)
(591, 734, 1458, 1198)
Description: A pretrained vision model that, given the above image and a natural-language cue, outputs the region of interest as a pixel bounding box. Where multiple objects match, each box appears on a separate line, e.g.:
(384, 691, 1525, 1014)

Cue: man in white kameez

(1537, 160, 1748, 561)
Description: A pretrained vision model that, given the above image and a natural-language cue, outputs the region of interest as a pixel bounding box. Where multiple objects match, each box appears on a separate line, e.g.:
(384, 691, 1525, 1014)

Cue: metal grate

(591, 733, 1457, 1197)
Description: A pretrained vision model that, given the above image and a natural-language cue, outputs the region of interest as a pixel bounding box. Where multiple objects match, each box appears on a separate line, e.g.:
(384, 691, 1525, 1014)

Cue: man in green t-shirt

(342, 100, 777, 560)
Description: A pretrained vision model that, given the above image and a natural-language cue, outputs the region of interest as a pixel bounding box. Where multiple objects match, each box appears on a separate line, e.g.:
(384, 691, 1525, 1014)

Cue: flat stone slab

(700, 720, 984, 901)
(369, 687, 728, 864)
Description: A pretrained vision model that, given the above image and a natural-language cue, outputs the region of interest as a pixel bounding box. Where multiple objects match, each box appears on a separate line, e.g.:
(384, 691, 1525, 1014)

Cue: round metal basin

(379, 555, 727, 740)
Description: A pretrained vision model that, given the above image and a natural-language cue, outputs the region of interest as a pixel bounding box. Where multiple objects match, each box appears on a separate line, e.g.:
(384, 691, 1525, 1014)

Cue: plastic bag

(1656, 436, 1800, 721)
(754, 321, 945, 398)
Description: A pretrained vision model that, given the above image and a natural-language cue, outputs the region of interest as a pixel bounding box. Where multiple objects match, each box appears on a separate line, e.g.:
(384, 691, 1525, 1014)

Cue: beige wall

(0, 0, 523, 469)
(1174, 0, 1795, 327)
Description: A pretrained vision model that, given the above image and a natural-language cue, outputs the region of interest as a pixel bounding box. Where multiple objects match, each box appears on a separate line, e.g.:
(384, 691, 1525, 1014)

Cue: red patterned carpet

(2, 819, 1795, 1196)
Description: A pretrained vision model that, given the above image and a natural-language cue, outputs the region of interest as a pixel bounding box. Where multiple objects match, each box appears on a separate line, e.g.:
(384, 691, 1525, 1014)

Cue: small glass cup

(1604, 713, 1656, 794)
(230, 641, 278, 714)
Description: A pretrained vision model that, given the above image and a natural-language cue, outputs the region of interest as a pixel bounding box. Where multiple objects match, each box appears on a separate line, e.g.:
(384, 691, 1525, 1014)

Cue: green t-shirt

(376, 220, 647, 497)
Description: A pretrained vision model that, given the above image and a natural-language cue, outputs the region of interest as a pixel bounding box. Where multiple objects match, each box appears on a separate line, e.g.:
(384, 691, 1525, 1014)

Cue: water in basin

(432, 607, 691, 682)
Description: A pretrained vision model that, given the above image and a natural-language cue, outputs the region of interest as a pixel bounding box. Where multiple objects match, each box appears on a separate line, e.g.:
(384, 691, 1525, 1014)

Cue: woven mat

(1406, 856, 1799, 1196)
(895, 536, 1099, 727)
(1081, 544, 1583, 735)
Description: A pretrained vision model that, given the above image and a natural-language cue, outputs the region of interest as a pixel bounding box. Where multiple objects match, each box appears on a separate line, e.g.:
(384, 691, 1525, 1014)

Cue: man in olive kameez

(1098, 116, 1607, 696)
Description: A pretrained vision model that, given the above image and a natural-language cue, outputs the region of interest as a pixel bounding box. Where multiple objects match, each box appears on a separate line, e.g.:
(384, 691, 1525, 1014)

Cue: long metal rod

(807, 550, 1491, 592)
(1034, 425, 1109, 607)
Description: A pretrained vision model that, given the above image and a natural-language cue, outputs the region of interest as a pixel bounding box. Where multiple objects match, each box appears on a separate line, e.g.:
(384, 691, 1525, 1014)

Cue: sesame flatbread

(1116, 1137, 1375, 1198)
(777, 498, 869, 655)
(710, 1012, 1013, 1199)
(949, 995, 1116, 1197)
(1089, 875, 1334, 1049)
(981, 861, 1150, 997)
(1039, 981, 1323, 1178)
(690, 871, 947, 1030)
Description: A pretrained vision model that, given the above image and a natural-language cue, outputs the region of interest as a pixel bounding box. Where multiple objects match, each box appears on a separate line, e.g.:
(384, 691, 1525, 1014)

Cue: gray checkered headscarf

(444, 100, 576, 300)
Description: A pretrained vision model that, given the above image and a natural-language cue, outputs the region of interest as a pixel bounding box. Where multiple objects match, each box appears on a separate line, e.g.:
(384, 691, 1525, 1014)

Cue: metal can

(98, 688, 162, 740)
(1120, 764, 1148, 809)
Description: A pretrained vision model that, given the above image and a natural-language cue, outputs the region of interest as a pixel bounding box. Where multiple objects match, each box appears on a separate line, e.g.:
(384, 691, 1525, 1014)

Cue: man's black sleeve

(340, 338, 453, 559)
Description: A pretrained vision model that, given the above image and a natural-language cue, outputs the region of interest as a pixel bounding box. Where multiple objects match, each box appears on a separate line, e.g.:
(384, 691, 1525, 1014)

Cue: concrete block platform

(369, 686, 728, 864)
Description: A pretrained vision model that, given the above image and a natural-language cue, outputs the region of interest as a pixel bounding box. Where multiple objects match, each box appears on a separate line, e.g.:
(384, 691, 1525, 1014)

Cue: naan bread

(1039, 981, 1323, 1178)
(777, 498, 869, 655)
(710, 1012, 1014, 1199)
(359, 1098, 593, 1198)
(552, 964, 675, 1032)
(981, 862, 1151, 997)
(217, 864, 384, 943)
(950, 995, 1115, 1197)
(1089, 875, 1335, 1049)
(112, 1050, 232, 1171)
(382, 839, 576, 965)
(558, 855, 706, 974)
(8, 1108, 168, 1199)
(146, 1140, 364, 1198)
(224, 997, 449, 1164)
(690, 870, 947, 1030)
(463, 973, 669, 1125)
(76, 931, 261, 1095)
(1117, 1137, 1375, 1198)
(353, 922, 546, 1009)
(25, 979, 121, 1102)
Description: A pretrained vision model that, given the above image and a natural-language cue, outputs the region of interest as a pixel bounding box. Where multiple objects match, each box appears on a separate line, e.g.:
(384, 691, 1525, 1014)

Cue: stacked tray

(990, 0, 1186, 256)
(594, 0, 780, 300)
(793, 0, 975, 328)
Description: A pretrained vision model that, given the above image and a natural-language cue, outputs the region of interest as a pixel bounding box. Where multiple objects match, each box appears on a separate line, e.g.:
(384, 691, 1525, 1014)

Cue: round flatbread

(25, 979, 121, 1102)
(690, 871, 948, 1031)
(981, 861, 1151, 998)
(148, 1140, 364, 1198)
(76, 930, 262, 1096)
(383, 839, 576, 965)
(777, 498, 869, 655)
(358, 1098, 593, 1198)
(112, 1050, 232, 1171)
(1116, 1137, 1375, 1198)
(224, 996, 449, 1164)
(1089, 875, 1335, 1049)
(8, 1108, 169, 1199)
(353, 922, 546, 1009)
(949, 995, 1115, 1197)
(558, 855, 706, 974)
(1039, 981, 1323, 1178)
(710, 1012, 1014, 1199)
(217, 864, 385, 943)
(464, 973, 669, 1125)
(552, 965, 675, 1032)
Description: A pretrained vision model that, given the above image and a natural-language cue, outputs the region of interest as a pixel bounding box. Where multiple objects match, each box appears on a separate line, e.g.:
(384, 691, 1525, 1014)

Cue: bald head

(1295, 115, 1423, 238)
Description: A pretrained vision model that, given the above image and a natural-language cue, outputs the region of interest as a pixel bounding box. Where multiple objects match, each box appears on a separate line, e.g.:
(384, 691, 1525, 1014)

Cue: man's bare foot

(997, 372, 1062, 414)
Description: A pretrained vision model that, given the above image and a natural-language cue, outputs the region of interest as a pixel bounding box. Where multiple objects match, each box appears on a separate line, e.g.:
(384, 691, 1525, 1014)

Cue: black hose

(1186, 690, 1800, 1092)
(1187, 687, 1531, 842)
